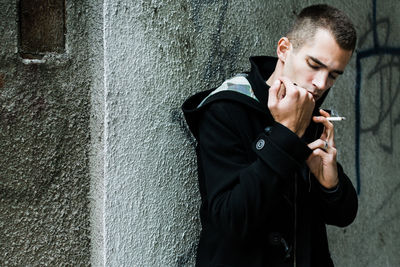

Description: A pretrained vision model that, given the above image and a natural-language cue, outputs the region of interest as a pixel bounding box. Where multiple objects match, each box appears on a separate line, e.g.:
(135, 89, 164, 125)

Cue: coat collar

(247, 56, 277, 110)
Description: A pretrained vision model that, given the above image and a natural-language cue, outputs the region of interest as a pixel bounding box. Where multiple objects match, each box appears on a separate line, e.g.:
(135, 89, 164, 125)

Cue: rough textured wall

(324, 1, 400, 266)
(102, 0, 399, 266)
(87, 0, 105, 266)
(1, 0, 398, 266)
(103, 0, 292, 265)
(0, 1, 100, 266)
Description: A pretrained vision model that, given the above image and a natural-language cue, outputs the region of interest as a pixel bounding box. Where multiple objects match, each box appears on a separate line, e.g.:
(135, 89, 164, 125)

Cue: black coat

(182, 56, 358, 267)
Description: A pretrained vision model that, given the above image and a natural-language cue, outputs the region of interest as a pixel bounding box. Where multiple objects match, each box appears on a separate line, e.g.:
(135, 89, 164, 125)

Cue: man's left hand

(306, 109, 339, 189)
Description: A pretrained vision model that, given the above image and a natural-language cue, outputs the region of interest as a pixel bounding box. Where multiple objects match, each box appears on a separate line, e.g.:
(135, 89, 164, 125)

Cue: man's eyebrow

(308, 56, 344, 75)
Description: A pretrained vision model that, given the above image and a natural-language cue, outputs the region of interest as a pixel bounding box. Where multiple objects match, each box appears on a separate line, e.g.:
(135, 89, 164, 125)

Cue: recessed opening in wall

(19, 0, 65, 59)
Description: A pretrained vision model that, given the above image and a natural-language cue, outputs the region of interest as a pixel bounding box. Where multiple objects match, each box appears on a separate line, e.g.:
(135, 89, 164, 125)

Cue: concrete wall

(102, 0, 289, 265)
(325, 1, 400, 266)
(0, 0, 102, 266)
(103, 0, 400, 266)
(1, 0, 399, 266)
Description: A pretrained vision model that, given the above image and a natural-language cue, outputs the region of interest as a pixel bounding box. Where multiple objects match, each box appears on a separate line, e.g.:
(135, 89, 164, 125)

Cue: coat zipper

(309, 125, 320, 192)
(298, 123, 320, 266)
(294, 172, 297, 267)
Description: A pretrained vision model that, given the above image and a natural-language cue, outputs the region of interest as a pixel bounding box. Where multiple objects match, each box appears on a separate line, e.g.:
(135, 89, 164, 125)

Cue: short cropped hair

(287, 4, 357, 51)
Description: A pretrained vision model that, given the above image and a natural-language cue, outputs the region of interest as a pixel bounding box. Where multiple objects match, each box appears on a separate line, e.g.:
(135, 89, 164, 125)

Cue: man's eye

(329, 73, 338, 80)
(307, 63, 319, 69)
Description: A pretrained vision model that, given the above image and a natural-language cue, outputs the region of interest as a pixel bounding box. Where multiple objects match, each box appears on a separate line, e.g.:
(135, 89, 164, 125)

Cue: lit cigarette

(327, 117, 346, 121)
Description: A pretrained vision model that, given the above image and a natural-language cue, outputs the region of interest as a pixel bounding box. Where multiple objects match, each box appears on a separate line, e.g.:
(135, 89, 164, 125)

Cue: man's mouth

(295, 83, 320, 100)
(307, 91, 319, 100)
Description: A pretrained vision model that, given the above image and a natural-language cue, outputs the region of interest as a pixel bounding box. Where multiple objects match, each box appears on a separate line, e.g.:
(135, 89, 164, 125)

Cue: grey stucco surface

(102, 0, 292, 265)
(1, 0, 399, 266)
(0, 1, 100, 266)
(87, 0, 105, 266)
(324, 1, 400, 266)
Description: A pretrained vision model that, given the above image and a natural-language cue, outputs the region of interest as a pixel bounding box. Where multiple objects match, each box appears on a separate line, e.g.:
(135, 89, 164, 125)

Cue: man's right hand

(267, 77, 315, 137)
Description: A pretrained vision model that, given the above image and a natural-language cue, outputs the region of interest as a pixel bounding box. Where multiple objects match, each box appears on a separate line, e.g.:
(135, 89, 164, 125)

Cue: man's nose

(312, 72, 329, 90)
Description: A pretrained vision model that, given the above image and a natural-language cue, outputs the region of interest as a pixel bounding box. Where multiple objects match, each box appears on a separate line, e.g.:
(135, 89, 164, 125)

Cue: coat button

(256, 139, 265, 150)
(269, 232, 281, 245)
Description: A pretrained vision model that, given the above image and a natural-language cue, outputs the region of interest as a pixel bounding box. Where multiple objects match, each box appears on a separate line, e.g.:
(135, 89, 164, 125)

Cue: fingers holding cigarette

(312, 109, 336, 147)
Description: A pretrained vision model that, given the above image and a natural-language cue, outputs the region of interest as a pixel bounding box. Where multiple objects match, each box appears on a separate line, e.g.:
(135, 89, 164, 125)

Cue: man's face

(282, 28, 353, 101)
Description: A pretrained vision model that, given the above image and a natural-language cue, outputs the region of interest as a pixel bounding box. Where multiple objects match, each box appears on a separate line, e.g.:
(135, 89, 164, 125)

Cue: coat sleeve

(197, 102, 312, 240)
(311, 163, 358, 227)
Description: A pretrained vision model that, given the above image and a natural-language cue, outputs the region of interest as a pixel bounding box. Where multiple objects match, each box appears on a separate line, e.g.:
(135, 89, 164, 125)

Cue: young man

(182, 4, 358, 267)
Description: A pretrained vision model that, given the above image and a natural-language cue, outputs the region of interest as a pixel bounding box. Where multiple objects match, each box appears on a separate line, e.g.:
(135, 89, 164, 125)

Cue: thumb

(268, 80, 281, 106)
(279, 76, 294, 96)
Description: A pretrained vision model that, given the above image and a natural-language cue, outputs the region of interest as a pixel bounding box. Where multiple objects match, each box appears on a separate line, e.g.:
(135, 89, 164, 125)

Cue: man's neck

(266, 59, 283, 87)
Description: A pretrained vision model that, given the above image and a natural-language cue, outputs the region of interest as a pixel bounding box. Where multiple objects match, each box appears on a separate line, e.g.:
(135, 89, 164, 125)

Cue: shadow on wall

(172, 1, 243, 265)
(355, 0, 400, 194)
(191, 0, 241, 85)
(172, 0, 243, 147)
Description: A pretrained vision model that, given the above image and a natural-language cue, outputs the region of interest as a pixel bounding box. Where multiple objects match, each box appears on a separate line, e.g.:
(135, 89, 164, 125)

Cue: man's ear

(276, 37, 292, 63)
